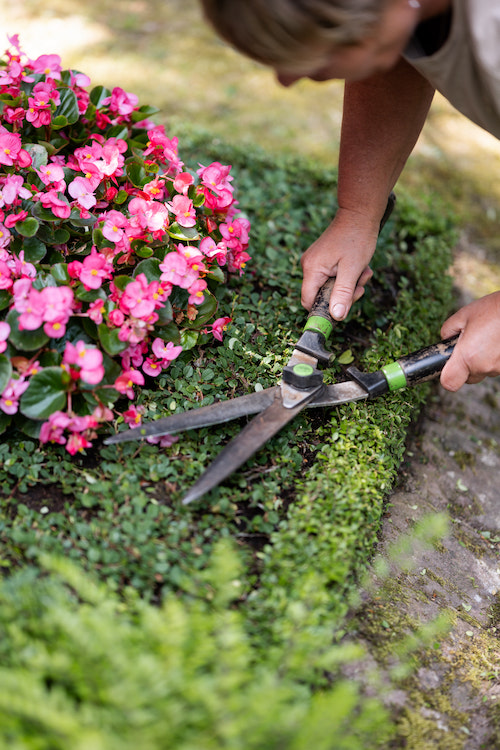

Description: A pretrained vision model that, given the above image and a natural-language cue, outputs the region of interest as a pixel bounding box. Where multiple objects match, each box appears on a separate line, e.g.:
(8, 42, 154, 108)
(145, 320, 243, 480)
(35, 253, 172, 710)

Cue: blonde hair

(200, 0, 385, 73)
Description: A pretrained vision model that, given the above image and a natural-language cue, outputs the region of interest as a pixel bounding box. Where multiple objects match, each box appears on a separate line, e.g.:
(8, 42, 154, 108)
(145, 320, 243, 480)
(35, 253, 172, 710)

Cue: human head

(199, 0, 387, 74)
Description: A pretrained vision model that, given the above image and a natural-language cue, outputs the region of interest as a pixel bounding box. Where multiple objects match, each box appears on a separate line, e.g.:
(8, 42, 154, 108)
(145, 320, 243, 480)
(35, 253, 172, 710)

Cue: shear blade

(181, 386, 321, 505)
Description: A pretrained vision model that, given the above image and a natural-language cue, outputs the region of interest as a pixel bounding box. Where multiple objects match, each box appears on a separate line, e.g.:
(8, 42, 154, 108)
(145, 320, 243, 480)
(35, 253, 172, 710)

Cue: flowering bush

(0, 36, 250, 453)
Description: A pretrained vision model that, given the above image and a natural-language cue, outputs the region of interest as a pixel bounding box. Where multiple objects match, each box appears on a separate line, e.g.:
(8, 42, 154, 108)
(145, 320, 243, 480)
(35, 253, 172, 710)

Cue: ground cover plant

(0, 52, 457, 747)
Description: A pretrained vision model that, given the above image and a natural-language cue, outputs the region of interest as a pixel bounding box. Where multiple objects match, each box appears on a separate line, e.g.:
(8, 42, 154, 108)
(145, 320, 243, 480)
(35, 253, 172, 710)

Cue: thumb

(328, 266, 360, 321)
(439, 345, 468, 392)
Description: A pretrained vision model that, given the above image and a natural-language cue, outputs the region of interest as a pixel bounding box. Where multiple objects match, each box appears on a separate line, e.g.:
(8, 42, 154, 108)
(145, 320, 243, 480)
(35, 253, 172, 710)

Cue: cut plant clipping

(0, 35, 250, 453)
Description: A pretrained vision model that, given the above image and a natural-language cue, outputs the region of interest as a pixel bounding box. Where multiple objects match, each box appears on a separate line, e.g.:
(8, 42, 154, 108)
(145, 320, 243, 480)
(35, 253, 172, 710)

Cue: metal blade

(181, 386, 321, 505)
(103, 387, 279, 444)
(103, 380, 369, 446)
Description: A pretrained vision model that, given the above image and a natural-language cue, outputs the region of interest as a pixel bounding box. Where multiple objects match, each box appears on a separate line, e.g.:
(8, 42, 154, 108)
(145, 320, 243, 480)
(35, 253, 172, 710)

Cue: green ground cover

(0, 131, 456, 746)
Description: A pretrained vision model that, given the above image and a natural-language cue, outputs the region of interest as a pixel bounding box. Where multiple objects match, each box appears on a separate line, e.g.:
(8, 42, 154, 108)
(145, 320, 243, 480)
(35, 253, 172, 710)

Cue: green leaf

(190, 291, 218, 328)
(16, 217, 40, 238)
(19, 236, 47, 263)
(51, 115, 68, 130)
(337, 349, 355, 365)
(126, 160, 147, 188)
(180, 330, 199, 350)
(132, 258, 161, 282)
(6, 310, 49, 352)
(98, 324, 128, 356)
(0, 411, 12, 435)
(167, 223, 200, 241)
(54, 88, 80, 126)
(206, 266, 225, 284)
(156, 299, 173, 325)
(20, 367, 68, 420)
(32, 203, 63, 223)
(0, 290, 11, 311)
(132, 104, 160, 120)
(90, 85, 111, 107)
(23, 143, 48, 169)
(51, 264, 71, 283)
(135, 245, 154, 259)
(0, 354, 12, 394)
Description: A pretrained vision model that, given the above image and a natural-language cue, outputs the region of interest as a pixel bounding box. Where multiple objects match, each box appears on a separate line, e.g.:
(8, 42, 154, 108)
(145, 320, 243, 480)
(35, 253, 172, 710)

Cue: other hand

(440, 291, 500, 391)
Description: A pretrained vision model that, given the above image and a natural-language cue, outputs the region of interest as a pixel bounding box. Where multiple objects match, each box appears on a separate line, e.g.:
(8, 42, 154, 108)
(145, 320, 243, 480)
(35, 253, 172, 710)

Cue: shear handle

(347, 335, 459, 397)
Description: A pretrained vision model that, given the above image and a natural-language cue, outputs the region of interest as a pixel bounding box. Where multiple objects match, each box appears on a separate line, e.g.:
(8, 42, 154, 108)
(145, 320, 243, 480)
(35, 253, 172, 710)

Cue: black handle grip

(394, 334, 459, 387)
(347, 335, 459, 397)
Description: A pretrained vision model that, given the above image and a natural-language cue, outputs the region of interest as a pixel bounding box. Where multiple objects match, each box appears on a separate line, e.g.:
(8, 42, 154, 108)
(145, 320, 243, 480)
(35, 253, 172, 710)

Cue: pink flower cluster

(0, 36, 251, 452)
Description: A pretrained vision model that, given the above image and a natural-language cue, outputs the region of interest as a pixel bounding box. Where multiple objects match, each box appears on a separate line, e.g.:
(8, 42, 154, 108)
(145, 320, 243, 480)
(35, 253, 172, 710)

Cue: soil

(351, 262, 500, 749)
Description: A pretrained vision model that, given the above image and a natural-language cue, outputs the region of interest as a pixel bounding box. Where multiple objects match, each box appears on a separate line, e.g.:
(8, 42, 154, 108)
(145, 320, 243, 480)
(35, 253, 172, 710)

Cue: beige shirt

(404, 0, 500, 140)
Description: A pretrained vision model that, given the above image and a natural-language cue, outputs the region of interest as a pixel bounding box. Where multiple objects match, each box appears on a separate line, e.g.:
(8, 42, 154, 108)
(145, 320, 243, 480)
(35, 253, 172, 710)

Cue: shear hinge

(345, 365, 390, 398)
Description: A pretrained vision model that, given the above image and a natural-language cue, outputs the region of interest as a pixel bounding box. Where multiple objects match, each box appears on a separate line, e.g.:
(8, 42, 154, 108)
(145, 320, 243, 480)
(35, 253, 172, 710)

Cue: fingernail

(332, 304, 346, 320)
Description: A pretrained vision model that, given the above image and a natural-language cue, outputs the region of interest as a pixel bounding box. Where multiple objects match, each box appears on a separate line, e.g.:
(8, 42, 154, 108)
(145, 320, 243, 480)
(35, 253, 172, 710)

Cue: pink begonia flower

(143, 177, 166, 200)
(0, 174, 31, 206)
(63, 341, 105, 385)
(39, 189, 71, 219)
(199, 236, 227, 265)
(146, 433, 179, 448)
(123, 404, 145, 427)
(0, 223, 11, 250)
(173, 172, 194, 195)
(0, 321, 10, 353)
(128, 196, 169, 233)
(39, 411, 71, 445)
(142, 357, 163, 377)
(76, 248, 114, 290)
(210, 317, 232, 342)
(159, 249, 198, 290)
(6, 250, 36, 279)
(178, 244, 206, 274)
(115, 369, 145, 399)
(120, 273, 156, 319)
(102, 209, 128, 243)
(68, 176, 97, 210)
(88, 298, 105, 324)
(188, 278, 207, 306)
(0, 377, 29, 415)
(228, 249, 251, 274)
(5, 210, 29, 229)
(143, 128, 184, 174)
(102, 87, 138, 116)
(31, 54, 62, 79)
(0, 259, 12, 290)
(37, 162, 66, 190)
(0, 129, 22, 166)
(151, 338, 183, 363)
(17, 286, 45, 330)
(109, 308, 125, 327)
(66, 433, 93, 455)
(93, 138, 126, 178)
(220, 217, 250, 247)
(167, 194, 196, 228)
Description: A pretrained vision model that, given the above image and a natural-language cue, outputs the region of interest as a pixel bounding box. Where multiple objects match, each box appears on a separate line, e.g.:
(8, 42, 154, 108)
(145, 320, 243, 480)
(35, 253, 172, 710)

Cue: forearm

(338, 57, 435, 224)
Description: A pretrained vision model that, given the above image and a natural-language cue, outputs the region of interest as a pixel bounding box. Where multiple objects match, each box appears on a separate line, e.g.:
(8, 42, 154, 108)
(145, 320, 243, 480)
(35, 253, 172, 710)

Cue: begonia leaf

(0, 411, 11, 435)
(20, 367, 68, 420)
(206, 266, 225, 284)
(106, 124, 128, 140)
(20, 236, 47, 263)
(51, 115, 68, 130)
(51, 264, 71, 283)
(54, 88, 80, 126)
(15, 415, 41, 439)
(180, 330, 199, 350)
(126, 161, 147, 188)
(135, 245, 154, 258)
(189, 292, 218, 327)
(89, 85, 111, 107)
(32, 203, 62, 223)
(132, 104, 160, 120)
(16, 217, 40, 238)
(98, 324, 128, 356)
(132, 258, 161, 282)
(0, 354, 12, 394)
(0, 290, 10, 311)
(155, 322, 180, 344)
(23, 143, 49, 169)
(6, 310, 50, 352)
(156, 300, 173, 325)
(167, 223, 200, 241)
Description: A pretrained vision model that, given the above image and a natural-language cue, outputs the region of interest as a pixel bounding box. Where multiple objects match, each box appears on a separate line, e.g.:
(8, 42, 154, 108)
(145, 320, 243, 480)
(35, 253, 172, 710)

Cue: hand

(300, 208, 380, 319)
(440, 291, 500, 391)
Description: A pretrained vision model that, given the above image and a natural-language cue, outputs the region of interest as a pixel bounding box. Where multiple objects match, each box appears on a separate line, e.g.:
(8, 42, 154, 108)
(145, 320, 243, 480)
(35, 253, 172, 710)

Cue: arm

(440, 292, 500, 390)
(301, 57, 435, 317)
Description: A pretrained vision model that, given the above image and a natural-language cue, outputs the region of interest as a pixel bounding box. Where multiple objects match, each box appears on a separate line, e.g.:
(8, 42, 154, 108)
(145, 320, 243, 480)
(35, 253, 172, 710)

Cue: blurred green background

(3, 0, 500, 292)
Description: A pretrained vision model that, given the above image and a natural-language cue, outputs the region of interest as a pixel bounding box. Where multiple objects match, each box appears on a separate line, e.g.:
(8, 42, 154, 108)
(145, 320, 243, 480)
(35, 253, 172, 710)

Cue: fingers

(328, 264, 373, 320)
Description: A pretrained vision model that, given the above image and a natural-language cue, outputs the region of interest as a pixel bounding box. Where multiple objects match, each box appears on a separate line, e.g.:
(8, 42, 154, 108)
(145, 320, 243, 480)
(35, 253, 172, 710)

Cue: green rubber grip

(381, 361, 407, 391)
(303, 315, 334, 339)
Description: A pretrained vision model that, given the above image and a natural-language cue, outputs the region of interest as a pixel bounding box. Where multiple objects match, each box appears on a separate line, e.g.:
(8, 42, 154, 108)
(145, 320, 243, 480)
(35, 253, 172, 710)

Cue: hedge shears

(104, 195, 458, 504)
